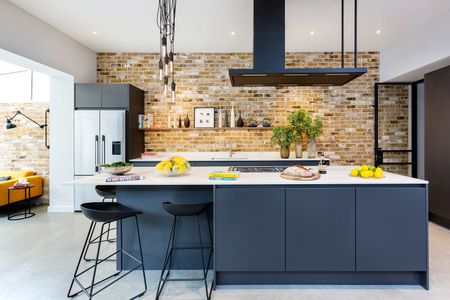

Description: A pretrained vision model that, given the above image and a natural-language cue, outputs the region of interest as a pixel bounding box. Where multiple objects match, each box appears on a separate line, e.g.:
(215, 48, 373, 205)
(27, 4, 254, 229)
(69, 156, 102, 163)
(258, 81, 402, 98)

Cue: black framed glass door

(374, 82, 420, 177)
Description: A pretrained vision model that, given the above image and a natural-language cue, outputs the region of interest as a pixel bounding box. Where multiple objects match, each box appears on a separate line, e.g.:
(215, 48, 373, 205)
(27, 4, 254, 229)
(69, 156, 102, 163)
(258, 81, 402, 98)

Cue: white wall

(0, 1, 96, 212)
(0, 0, 96, 83)
(380, 9, 450, 82)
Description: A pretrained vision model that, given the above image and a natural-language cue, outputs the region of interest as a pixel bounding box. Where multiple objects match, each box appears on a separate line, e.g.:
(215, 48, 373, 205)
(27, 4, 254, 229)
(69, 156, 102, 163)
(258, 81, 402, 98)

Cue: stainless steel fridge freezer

(74, 110, 126, 209)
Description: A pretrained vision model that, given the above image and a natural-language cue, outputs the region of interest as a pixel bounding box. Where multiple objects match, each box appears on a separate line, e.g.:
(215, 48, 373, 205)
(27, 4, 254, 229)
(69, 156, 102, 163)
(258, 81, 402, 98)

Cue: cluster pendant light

(157, 0, 177, 101)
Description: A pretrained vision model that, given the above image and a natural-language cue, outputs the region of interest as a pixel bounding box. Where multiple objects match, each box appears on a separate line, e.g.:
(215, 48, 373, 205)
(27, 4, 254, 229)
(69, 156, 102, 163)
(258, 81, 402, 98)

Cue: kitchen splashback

(97, 51, 409, 173)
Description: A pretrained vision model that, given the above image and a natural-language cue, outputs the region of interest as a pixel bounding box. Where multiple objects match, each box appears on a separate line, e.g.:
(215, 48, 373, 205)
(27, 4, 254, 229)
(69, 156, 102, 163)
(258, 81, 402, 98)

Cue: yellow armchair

(0, 171, 44, 206)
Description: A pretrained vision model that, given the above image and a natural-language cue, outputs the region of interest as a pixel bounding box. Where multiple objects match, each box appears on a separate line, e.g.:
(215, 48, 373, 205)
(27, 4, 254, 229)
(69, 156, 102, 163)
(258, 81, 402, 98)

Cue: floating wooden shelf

(139, 127, 273, 131)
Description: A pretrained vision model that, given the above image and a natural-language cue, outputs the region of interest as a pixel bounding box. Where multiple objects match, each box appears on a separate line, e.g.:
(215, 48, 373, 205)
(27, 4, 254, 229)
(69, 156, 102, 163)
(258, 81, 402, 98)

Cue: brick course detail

(97, 51, 409, 173)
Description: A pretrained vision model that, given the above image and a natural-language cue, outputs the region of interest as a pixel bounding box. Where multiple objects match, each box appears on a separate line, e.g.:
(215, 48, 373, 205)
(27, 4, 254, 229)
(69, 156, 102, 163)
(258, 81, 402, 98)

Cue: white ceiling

(8, 0, 450, 53)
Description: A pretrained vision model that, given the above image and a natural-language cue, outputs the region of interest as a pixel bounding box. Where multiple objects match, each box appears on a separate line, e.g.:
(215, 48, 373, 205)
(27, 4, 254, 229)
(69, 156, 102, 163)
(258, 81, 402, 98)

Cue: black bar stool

(156, 201, 213, 300)
(68, 202, 147, 299)
(83, 185, 117, 262)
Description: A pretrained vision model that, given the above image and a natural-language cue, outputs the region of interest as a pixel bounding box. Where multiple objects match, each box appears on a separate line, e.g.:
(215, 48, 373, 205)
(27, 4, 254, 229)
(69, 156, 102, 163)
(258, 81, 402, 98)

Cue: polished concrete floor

(1, 204, 450, 300)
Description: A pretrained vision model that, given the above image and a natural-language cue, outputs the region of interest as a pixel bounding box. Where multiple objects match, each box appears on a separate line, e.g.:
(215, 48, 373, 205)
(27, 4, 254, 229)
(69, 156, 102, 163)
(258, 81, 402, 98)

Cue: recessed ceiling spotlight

(92, 31, 97, 35)
(229, 31, 236, 36)
(310, 31, 315, 35)
(376, 30, 381, 35)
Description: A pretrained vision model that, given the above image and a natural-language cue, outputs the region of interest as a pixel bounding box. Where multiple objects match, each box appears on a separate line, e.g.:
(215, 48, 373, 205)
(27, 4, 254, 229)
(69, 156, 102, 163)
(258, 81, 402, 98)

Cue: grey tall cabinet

(74, 83, 145, 161)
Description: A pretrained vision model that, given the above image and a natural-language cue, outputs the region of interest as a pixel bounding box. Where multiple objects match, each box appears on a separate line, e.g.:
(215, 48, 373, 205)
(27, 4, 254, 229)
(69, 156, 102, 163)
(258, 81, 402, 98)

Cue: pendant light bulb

(161, 36, 167, 57)
(171, 81, 176, 102)
(163, 76, 169, 97)
(158, 59, 163, 80)
(164, 55, 169, 76)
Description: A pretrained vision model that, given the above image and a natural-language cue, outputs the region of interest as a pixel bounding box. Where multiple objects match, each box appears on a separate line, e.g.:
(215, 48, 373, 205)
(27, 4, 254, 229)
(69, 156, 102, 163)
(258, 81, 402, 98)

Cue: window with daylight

(0, 60, 50, 103)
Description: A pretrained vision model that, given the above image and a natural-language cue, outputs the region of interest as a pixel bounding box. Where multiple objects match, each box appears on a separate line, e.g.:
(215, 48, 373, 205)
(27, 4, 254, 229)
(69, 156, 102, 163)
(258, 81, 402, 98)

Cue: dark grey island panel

(356, 187, 428, 272)
(214, 185, 428, 289)
(286, 188, 355, 271)
(114, 182, 428, 289)
(215, 187, 285, 271)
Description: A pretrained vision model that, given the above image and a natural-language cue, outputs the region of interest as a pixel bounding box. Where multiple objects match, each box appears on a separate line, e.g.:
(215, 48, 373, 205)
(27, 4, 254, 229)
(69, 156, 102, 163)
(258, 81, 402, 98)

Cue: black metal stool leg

(156, 215, 177, 300)
(133, 215, 148, 298)
(197, 214, 212, 300)
(68, 221, 95, 297)
(83, 221, 97, 262)
(88, 223, 106, 299)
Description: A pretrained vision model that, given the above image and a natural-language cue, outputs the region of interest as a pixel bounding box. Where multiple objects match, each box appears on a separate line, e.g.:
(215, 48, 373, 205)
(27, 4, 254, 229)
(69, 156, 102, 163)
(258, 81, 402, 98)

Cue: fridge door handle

(102, 135, 106, 164)
(95, 135, 99, 172)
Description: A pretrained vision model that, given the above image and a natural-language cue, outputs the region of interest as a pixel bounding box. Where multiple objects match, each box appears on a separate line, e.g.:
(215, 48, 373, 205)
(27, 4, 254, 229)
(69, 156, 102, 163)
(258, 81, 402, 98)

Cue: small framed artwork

(194, 107, 215, 128)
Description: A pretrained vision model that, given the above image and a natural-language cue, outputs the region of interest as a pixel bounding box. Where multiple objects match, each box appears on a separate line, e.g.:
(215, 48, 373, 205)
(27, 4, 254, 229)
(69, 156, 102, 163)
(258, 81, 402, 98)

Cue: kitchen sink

(211, 157, 248, 160)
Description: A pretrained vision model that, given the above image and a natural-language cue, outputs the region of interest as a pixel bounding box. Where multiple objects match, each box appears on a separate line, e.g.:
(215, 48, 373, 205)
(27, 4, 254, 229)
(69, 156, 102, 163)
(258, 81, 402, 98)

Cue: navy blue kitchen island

(70, 166, 429, 289)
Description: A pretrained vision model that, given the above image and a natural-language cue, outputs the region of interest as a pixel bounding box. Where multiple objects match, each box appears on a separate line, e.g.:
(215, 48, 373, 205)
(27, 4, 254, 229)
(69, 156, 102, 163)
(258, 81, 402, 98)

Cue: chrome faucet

(229, 145, 234, 158)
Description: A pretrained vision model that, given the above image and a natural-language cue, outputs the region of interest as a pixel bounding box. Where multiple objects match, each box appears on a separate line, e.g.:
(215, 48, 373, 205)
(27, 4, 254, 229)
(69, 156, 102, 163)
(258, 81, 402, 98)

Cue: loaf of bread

(282, 165, 315, 177)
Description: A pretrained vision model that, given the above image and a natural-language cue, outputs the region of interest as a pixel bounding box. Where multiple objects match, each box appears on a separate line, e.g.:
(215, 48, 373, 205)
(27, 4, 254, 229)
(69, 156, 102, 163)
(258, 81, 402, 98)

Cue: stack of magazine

(208, 171, 240, 181)
(106, 175, 144, 182)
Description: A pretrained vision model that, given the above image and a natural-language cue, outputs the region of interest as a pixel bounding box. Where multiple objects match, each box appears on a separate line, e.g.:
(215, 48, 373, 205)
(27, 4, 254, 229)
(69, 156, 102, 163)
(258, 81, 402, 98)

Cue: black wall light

(6, 109, 50, 149)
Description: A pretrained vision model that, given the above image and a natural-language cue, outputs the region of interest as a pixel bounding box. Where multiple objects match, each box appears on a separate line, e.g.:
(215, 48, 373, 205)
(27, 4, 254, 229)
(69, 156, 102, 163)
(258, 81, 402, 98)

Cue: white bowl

(100, 165, 133, 175)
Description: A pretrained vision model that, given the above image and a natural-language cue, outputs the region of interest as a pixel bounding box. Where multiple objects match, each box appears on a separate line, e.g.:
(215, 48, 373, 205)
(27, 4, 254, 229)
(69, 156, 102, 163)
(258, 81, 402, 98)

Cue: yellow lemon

(351, 168, 359, 177)
(374, 169, 384, 178)
(367, 170, 374, 177)
(155, 160, 168, 170)
(360, 170, 371, 178)
(172, 155, 187, 165)
(361, 165, 369, 171)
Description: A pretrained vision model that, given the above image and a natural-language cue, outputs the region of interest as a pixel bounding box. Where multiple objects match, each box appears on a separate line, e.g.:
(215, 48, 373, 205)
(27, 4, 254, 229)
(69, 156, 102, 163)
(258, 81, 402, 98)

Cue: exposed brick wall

(377, 84, 410, 175)
(96, 51, 406, 167)
(0, 103, 49, 201)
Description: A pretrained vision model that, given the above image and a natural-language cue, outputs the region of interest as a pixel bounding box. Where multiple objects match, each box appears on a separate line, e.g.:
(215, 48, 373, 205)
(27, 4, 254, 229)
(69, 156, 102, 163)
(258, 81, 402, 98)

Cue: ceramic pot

(280, 146, 290, 159)
(307, 138, 316, 158)
(295, 138, 303, 158)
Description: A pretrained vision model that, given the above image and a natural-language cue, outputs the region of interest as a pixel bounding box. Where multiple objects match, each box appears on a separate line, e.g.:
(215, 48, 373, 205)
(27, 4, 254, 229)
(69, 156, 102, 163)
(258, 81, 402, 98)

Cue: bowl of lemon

(350, 165, 384, 179)
(155, 155, 191, 177)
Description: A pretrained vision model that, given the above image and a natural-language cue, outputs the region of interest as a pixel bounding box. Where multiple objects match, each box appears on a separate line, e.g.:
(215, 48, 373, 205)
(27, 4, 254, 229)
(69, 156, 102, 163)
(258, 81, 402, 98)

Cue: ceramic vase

(307, 138, 316, 158)
(280, 146, 290, 159)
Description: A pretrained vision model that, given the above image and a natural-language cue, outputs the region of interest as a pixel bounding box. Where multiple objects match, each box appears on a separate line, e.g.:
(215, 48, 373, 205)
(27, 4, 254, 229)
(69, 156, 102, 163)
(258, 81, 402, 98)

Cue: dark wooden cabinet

(215, 187, 285, 271)
(425, 65, 450, 226)
(356, 188, 427, 271)
(286, 188, 355, 271)
(75, 84, 102, 108)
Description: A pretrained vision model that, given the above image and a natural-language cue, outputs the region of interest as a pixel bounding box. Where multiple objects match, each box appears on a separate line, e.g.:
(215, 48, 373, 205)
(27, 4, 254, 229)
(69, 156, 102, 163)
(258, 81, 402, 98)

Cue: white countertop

(130, 152, 327, 162)
(66, 166, 428, 186)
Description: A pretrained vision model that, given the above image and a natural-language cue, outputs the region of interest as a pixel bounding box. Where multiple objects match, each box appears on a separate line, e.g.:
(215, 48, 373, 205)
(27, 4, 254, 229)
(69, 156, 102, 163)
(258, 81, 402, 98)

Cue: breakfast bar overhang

(68, 166, 429, 289)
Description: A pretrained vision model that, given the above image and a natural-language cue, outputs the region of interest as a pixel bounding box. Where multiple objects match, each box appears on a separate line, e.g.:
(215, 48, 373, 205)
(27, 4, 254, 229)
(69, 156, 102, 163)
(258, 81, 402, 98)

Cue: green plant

(305, 115, 324, 139)
(288, 109, 308, 139)
(271, 126, 295, 147)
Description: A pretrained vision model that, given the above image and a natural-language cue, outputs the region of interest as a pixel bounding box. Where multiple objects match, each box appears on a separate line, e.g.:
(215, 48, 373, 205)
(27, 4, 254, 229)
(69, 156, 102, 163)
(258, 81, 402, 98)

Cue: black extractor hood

(229, 0, 367, 87)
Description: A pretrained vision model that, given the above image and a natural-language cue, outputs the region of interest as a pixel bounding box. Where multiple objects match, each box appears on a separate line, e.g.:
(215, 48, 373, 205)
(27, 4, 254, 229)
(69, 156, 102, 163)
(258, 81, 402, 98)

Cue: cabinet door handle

(95, 135, 99, 172)
(102, 135, 106, 164)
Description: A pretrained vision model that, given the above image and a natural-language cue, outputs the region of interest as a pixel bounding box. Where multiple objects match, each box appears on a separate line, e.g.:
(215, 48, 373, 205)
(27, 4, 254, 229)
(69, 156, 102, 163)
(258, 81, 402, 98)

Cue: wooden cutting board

(280, 172, 321, 181)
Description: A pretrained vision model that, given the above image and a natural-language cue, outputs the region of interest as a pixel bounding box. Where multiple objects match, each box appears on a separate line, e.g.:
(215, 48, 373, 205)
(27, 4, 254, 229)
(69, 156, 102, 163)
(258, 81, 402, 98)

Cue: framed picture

(194, 107, 215, 128)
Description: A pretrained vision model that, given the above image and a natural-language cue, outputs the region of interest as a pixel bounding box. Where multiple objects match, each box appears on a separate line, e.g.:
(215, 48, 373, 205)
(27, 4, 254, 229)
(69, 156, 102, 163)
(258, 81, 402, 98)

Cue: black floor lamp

(6, 109, 50, 149)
